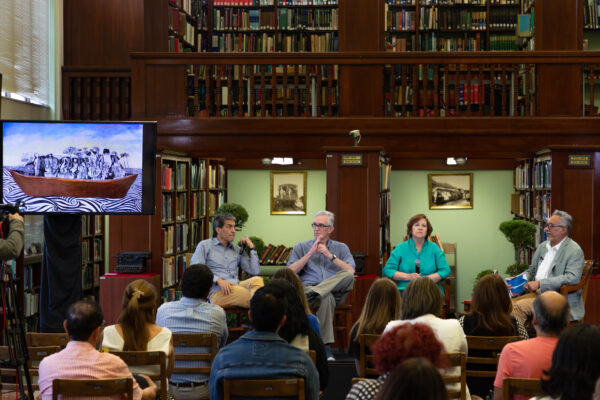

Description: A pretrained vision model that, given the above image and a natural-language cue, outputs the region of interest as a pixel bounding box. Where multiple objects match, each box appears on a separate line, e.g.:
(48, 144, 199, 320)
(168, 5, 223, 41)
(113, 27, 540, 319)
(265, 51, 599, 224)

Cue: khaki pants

(209, 276, 264, 308)
(511, 292, 538, 324)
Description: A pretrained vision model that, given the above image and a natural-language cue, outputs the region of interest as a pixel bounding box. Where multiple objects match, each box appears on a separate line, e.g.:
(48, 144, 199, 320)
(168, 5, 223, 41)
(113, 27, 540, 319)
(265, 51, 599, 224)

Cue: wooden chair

(171, 332, 218, 376)
(334, 303, 353, 351)
(442, 352, 466, 400)
(223, 306, 250, 343)
(109, 350, 167, 400)
(306, 349, 316, 366)
(52, 377, 133, 399)
(465, 336, 519, 379)
(0, 345, 61, 391)
(26, 332, 69, 348)
(560, 259, 594, 322)
(357, 333, 380, 378)
(502, 377, 543, 400)
(223, 378, 305, 400)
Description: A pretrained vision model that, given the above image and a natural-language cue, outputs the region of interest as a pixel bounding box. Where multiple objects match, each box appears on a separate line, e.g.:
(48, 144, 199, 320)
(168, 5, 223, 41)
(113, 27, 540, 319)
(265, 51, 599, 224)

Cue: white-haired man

(287, 210, 355, 359)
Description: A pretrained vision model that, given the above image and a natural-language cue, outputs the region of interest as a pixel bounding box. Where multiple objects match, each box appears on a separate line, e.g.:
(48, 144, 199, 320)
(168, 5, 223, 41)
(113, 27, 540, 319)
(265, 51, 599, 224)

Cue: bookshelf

(23, 255, 41, 332)
(80, 215, 105, 301)
(168, 0, 200, 52)
(385, 0, 519, 52)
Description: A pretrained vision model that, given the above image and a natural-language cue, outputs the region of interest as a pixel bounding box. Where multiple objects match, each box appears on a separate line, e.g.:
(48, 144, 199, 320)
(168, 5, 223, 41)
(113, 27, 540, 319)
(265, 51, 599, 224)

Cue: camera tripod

(0, 259, 33, 399)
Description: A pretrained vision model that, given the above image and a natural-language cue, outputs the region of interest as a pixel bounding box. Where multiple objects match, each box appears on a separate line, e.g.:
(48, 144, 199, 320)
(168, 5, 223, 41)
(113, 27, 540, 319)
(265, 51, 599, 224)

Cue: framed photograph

(428, 173, 473, 209)
(271, 171, 307, 215)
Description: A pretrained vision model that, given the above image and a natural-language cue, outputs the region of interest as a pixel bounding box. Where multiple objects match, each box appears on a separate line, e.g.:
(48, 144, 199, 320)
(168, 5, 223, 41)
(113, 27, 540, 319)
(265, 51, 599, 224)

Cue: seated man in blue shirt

(156, 264, 228, 400)
(209, 285, 319, 400)
(190, 213, 263, 308)
(287, 210, 355, 358)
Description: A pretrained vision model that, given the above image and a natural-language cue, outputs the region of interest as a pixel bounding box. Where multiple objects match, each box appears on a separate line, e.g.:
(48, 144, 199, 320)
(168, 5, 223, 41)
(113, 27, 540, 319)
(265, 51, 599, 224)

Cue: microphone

(415, 259, 420, 274)
(239, 235, 249, 255)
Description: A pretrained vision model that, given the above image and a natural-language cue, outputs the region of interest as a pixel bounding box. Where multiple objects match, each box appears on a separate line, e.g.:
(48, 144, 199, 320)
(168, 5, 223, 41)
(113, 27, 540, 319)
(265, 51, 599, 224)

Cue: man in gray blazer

(513, 210, 585, 322)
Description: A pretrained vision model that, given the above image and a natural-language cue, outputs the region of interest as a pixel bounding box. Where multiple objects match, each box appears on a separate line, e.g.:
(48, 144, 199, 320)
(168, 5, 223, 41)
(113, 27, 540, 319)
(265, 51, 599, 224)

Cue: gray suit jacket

(526, 237, 585, 320)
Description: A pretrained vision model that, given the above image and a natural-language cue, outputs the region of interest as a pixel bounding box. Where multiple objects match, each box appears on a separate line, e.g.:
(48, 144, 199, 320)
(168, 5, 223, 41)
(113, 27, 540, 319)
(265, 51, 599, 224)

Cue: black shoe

(306, 291, 322, 314)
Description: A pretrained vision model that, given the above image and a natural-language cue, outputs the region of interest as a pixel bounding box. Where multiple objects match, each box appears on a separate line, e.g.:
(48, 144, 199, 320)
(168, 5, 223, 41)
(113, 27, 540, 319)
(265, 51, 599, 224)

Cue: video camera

(0, 200, 25, 239)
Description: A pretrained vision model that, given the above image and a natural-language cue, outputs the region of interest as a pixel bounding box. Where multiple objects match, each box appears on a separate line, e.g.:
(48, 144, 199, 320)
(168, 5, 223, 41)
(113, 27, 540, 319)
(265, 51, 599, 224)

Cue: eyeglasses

(311, 223, 330, 229)
(545, 223, 565, 229)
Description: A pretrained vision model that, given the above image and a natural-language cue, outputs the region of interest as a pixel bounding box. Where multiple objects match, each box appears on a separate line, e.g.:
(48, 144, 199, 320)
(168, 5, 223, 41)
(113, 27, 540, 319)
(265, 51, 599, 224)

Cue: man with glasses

(512, 210, 585, 323)
(288, 210, 355, 360)
(190, 213, 263, 307)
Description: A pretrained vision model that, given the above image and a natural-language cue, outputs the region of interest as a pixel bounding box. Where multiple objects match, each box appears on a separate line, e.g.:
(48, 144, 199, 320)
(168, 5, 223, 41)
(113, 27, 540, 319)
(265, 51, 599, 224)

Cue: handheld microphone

(239, 235, 249, 255)
(415, 259, 420, 274)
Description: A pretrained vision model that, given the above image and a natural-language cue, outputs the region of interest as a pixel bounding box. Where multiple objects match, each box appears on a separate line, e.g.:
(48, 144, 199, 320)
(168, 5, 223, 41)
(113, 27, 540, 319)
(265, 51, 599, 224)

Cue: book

(259, 244, 275, 264)
(506, 272, 528, 297)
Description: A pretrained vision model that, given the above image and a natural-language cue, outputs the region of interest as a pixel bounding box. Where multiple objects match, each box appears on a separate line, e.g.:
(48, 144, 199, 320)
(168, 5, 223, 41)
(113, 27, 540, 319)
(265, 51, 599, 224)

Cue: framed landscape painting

(270, 171, 307, 215)
(428, 173, 473, 209)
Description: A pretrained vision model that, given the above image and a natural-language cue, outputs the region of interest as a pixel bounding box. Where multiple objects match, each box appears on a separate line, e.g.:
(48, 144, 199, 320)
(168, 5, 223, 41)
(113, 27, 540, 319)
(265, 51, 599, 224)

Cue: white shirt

(535, 237, 566, 281)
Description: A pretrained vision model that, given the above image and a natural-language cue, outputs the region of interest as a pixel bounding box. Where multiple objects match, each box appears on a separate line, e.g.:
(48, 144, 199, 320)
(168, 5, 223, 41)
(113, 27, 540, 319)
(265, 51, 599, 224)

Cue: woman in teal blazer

(383, 214, 450, 292)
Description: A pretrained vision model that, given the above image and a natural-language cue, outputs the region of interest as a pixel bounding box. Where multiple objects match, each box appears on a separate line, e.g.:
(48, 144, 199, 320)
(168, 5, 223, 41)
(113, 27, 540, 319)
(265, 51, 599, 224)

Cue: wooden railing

(61, 52, 600, 120)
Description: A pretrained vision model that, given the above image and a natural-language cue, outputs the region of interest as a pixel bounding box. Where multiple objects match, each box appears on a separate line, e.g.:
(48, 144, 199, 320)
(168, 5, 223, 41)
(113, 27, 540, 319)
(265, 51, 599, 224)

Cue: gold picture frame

(428, 173, 473, 209)
(270, 171, 307, 215)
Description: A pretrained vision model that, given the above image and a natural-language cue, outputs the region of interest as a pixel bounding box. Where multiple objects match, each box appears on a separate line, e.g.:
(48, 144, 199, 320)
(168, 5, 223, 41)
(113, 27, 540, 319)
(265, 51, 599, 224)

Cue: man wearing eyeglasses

(287, 210, 355, 360)
(512, 210, 585, 323)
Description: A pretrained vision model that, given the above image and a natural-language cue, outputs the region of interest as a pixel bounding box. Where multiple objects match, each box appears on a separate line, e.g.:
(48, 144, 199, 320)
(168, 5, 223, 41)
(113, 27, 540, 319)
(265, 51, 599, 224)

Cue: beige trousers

(209, 276, 264, 308)
(511, 292, 538, 324)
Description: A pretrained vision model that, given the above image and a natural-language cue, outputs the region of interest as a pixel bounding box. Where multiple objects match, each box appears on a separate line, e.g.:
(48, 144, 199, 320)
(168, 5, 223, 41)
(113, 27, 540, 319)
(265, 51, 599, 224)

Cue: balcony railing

(62, 52, 600, 120)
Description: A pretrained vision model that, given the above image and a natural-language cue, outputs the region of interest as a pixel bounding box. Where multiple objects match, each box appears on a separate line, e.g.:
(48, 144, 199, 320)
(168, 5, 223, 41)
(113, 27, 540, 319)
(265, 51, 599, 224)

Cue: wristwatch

(248, 247, 256, 251)
(330, 254, 337, 262)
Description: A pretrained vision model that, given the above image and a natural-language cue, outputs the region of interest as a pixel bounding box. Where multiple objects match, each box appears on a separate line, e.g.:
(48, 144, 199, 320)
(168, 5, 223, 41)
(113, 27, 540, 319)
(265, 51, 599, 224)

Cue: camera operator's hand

(8, 213, 24, 223)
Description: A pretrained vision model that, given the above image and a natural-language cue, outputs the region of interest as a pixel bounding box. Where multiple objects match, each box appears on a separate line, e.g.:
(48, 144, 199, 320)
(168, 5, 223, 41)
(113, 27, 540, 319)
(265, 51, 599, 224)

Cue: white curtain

(0, 0, 50, 105)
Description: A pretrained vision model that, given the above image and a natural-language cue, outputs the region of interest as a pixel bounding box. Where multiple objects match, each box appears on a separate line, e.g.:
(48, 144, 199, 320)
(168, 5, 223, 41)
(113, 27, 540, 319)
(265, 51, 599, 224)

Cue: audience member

(156, 264, 228, 400)
(209, 285, 319, 400)
(493, 291, 570, 400)
(190, 213, 264, 307)
(287, 210, 355, 359)
(459, 273, 528, 397)
(272, 267, 321, 336)
(374, 358, 447, 400)
(268, 278, 329, 390)
(348, 277, 401, 375)
(532, 323, 600, 400)
(385, 277, 471, 399)
(38, 299, 158, 400)
(102, 279, 174, 384)
(345, 322, 447, 400)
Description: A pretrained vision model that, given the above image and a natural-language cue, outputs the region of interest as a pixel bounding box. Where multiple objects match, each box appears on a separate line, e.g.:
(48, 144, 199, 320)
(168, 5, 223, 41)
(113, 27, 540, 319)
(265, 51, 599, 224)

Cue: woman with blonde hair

(348, 277, 401, 374)
(102, 279, 174, 382)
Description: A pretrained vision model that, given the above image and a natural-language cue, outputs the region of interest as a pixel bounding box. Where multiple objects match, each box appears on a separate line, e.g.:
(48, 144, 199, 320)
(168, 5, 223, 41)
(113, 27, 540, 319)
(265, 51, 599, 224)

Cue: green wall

(390, 170, 515, 310)
(228, 168, 515, 312)
(228, 170, 326, 246)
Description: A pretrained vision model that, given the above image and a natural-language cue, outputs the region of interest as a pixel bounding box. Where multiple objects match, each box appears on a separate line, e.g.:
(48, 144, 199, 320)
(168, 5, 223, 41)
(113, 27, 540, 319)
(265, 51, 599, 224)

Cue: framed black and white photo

(428, 173, 473, 209)
(270, 171, 307, 215)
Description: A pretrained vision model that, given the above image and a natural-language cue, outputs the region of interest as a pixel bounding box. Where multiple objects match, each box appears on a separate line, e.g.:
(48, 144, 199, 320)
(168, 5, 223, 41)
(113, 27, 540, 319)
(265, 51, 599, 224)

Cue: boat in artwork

(9, 170, 138, 198)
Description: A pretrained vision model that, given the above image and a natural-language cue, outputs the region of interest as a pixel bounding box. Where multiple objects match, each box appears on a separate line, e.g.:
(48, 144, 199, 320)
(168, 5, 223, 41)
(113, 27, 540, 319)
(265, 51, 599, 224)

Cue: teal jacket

(383, 238, 451, 292)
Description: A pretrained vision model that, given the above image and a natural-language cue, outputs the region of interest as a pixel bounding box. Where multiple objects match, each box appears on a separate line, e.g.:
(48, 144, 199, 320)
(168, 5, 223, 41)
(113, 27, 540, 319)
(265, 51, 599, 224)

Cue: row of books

(177, 192, 188, 221)
(214, 0, 275, 6)
(584, 0, 600, 29)
(278, 0, 337, 4)
(386, 35, 415, 51)
(82, 263, 100, 291)
(24, 292, 39, 317)
(168, 0, 196, 14)
(162, 194, 173, 222)
(82, 238, 103, 263)
(438, 34, 483, 51)
(176, 162, 188, 190)
(489, 8, 517, 29)
(162, 164, 174, 190)
(439, 10, 487, 30)
(259, 244, 294, 265)
(213, 9, 277, 30)
(278, 8, 338, 30)
(439, 0, 487, 4)
(533, 193, 551, 221)
(169, 8, 196, 46)
(195, 63, 336, 79)
(162, 288, 183, 303)
(191, 191, 207, 219)
(176, 223, 190, 252)
(82, 215, 103, 236)
(191, 160, 207, 189)
(533, 159, 551, 190)
(514, 161, 531, 190)
(210, 31, 338, 51)
(162, 254, 192, 289)
(168, 35, 189, 53)
(208, 190, 226, 215)
(489, 34, 518, 51)
(162, 226, 175, 254)
(386, 9, 416, 32)
(191, 220, 206, 246)
(208, 164, 226, 188)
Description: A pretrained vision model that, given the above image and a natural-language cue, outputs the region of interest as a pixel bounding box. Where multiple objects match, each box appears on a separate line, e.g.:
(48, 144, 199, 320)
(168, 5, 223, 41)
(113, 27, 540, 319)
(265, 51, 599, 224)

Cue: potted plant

(499, 219, 536, 276)
(216, 203, 249, 230)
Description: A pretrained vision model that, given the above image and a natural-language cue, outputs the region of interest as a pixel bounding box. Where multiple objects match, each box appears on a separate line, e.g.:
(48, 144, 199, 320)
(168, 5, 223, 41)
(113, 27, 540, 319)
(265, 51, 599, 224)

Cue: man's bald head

(533, 291, 570, 337)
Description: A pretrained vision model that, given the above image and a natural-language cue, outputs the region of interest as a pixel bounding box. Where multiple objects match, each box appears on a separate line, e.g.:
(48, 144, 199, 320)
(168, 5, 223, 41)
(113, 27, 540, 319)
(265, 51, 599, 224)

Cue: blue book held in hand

(505, 272, 528, 297)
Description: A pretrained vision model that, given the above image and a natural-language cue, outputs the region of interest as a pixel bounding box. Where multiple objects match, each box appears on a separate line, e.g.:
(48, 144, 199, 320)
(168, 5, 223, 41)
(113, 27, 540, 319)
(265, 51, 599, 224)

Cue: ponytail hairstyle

(117, 279, 157, 351)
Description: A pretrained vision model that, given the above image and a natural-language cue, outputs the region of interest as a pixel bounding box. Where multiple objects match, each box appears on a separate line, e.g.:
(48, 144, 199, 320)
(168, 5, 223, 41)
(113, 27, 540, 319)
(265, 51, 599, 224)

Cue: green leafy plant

(472, 269, 495, 295)
(499, 219, 536, 275)
(248, 236, 265, 256)
(216, 203, 249, 230)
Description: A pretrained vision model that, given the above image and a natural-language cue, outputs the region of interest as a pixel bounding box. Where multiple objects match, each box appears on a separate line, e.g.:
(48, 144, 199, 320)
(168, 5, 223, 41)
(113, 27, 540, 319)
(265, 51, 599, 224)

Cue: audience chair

(502, 377, 542, 400)
(171, 332, 218, 376)
(465, 336, 519, 379)
(0, 345, 61, 391)
(442, 352, 466, 400)
(52, 377, 133, 399)
(26, 332, 69, 348)
(223, 306, 250, 343)
(307, 349, 316, 366)
(334, 303, 353, 351)
(109, 350, 167, 400)
(560, 259, 594, 322)
(358, 334, 380, 378)
(223, 378, 305, 400)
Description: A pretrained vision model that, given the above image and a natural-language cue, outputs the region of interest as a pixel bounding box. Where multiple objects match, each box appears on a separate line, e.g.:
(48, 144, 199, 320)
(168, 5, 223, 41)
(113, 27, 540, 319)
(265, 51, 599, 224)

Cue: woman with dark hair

(459, 273, 528, 397)
(532, 323, 600, 400)
(102, 279, 174, 381)
(271, 267, 321, 336)
(383, 214, 450, 293)
(346, 322, 447, 400)
(268, 278, 329, 391)
(385, 277, 471, 399)
(348, 278, 401, 374)
(374, 358, 447, 400)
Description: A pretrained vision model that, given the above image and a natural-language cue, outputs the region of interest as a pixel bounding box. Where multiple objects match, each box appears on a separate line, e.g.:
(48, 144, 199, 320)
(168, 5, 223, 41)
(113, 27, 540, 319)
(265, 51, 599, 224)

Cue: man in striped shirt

(156, 264, 228, 400)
